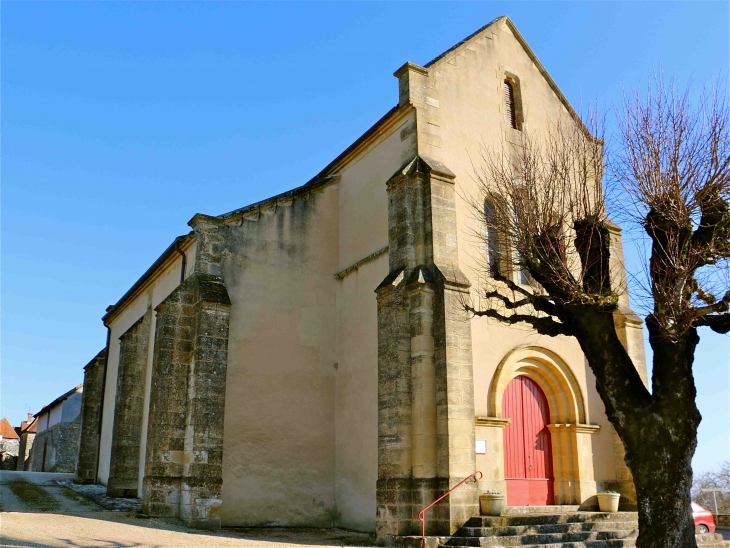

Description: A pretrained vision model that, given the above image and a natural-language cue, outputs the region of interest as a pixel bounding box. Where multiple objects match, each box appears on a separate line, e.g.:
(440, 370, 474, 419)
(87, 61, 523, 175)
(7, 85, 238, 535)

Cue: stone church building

(75, 16, 647, 540)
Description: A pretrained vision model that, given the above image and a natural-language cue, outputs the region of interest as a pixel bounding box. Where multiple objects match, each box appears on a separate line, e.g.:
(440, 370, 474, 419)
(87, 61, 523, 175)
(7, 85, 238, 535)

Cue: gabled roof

(20, 418, 37, 434)
(33, 385, 83, 419)
(425, 16, 591, 138)
(0, 418, 19, 440)
(100, 16, 592, 326)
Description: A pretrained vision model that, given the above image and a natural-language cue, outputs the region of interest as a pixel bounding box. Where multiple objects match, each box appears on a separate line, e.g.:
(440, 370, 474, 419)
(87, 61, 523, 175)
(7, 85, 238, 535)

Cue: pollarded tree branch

(691, 186, 730, 268)
(691, 290, 730, 317)
(492, 271, 533, 297)
(695, 313, 730, 333)
(464, 304, 575, 337)
(483, 290, 532, 310)
(482, 288, 563, 319)
(691, 279, 719, 306)
(487, 269, 567, 319)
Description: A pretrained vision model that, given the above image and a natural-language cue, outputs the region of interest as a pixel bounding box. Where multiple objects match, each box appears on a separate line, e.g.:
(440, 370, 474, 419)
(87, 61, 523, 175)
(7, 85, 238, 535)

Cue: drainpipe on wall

(174, 237, 187, 284)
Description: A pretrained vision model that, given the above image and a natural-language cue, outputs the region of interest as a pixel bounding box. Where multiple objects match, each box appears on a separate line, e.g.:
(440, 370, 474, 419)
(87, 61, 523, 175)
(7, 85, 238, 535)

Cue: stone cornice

(548, 423, 601, 434)
(475, 416, 511, 428)
(335, 246, 389, 280)
(393, 61, 429, 78)
(188, 213, 223, 229)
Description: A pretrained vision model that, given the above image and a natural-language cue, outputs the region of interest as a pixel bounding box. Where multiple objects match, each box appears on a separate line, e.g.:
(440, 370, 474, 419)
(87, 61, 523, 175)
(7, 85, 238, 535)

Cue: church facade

(75, 16, 647, 540)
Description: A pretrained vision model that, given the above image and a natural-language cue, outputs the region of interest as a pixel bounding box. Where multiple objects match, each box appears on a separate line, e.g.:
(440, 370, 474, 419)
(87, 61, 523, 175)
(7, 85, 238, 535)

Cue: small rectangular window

(504, 80, 517, 129)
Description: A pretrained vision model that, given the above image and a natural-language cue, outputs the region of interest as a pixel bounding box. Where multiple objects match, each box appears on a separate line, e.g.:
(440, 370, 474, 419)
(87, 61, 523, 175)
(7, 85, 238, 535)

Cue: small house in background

(0, 418, 20, 470)
(28, 385, 83, 473)
(15, 414, 38, 471)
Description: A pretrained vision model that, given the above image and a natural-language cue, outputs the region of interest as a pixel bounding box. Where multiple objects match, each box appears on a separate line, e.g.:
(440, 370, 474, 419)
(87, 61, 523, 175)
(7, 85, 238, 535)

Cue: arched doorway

(502, 375, 554, 506)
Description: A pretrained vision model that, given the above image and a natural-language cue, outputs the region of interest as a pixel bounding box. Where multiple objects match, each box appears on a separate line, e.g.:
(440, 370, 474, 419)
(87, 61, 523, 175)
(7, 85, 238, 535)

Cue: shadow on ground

(0, 471, 375, 548)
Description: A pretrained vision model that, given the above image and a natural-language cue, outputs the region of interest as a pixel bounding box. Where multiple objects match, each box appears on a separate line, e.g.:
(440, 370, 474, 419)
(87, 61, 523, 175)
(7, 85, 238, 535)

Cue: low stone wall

(1, 439, 19, 458)
(2, 439, 20, 470)
(29, 415, 82, 473)
(1, 454, 17, 470)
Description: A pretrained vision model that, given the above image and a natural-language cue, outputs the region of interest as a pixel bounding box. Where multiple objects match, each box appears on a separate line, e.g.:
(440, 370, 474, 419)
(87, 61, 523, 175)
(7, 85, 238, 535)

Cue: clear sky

(2, 2, 728, 474)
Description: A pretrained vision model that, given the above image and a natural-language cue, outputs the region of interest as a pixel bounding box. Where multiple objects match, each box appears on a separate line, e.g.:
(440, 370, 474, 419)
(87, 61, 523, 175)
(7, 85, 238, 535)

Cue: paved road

(0, 471, 373, 547)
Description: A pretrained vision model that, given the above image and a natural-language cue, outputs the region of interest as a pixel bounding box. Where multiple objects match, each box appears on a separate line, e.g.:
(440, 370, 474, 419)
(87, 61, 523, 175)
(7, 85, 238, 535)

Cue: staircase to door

(503, 375, 554, 506)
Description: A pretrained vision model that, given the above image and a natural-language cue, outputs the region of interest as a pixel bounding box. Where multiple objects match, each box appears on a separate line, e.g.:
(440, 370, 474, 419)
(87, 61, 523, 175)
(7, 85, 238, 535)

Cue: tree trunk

(569, 309, 701, 548)
(623, 415, 698, 548)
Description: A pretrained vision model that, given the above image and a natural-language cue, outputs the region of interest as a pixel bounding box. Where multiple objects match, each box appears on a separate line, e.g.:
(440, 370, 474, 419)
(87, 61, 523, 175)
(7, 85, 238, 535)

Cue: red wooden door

(502, 375, 554, 506)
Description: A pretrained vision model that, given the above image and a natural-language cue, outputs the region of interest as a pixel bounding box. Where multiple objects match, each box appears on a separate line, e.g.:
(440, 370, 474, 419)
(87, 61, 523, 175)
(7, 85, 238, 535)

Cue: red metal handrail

(418, 471, 483, 548)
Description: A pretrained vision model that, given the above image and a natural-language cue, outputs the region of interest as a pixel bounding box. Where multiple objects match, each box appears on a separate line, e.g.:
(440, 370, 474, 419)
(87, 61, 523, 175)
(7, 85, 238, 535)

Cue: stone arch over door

(487, 346, 599, 505)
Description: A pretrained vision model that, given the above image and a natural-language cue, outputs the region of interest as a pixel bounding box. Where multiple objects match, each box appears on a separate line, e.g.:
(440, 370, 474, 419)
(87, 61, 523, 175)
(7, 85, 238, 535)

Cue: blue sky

(2, 2, 728, 474)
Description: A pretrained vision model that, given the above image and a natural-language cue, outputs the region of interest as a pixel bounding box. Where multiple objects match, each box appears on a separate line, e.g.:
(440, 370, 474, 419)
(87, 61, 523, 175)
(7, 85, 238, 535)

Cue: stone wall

(29, 415, 82, 473)
(1, 438, 19, 457)
(1, 439, 19, 469)
(1, 452, 17, 470)
(75, 350, 107, 483)
(108, 313, 152, 497)
(16, 433, 35, 471)
(142, 265, 230, 530)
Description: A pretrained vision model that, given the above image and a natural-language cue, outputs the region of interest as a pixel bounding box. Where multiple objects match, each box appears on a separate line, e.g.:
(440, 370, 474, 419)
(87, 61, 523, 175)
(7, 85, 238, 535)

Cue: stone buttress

(75, 349, 107, 483)
(108, 311, 152, 497)
(141, 218, 231, 530)
(376, 156, 478, 541)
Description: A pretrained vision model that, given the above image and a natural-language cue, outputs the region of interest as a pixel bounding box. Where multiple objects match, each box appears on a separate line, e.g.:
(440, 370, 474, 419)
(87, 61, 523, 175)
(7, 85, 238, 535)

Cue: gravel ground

(0, 513, 375, 548)
(0, 472, 374, 548)
(58, 480, 141, 513)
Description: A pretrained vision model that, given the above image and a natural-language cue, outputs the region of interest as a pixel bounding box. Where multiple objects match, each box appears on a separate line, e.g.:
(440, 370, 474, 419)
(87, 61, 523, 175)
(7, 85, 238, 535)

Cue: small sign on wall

(475, 440, 487, 454)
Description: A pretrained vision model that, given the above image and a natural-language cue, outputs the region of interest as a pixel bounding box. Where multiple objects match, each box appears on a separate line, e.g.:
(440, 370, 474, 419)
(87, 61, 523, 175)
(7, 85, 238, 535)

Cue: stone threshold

(504, 505, 581, 515)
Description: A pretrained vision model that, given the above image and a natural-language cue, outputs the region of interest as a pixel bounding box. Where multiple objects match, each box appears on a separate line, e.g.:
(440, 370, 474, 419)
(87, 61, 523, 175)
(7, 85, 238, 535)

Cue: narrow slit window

(504, 80, 517, 129)
(485, 199, 501, 278)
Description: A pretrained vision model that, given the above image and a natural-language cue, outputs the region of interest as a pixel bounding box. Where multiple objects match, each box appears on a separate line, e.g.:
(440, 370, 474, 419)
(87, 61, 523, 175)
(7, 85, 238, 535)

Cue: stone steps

(696, 533, 729, 546)
(445, 530, 637, 547)
(465, 512, 639, 528)
(504, 505, 581, 515)
(446, 541, 636, 548)
(440, 512, 729, 548)
(455, 522, 639, 537)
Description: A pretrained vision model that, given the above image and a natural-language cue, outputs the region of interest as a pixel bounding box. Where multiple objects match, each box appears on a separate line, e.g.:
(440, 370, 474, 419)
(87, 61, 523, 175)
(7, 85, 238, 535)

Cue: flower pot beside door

(479, 493, 506, 516)
(597, 492, 621, 513)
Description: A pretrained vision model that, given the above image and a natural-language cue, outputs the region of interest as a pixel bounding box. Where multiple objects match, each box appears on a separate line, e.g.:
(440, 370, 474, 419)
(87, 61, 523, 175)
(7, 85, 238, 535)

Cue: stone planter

(479, 493, 506, 516)
(597, 492, 621, 513)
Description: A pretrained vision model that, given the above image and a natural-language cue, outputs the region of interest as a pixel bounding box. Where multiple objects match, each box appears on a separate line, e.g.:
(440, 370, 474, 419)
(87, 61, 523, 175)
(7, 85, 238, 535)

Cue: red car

(693, 501, 716, 534)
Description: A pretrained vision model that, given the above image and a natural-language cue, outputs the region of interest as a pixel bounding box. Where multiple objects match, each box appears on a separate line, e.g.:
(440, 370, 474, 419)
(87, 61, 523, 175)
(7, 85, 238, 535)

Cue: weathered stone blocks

(108, 311, 152, 497)
(75, 349, 106, 483)
(376, 157, 478, 543)
(142, 272, 230, 530)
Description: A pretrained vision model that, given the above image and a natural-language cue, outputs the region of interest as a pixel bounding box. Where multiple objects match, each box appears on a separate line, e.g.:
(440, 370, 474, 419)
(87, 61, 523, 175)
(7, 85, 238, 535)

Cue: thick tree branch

(483, 290, 532, 309)
(691, 290, 730, 317)
(695, 313, 730, 333)
(464, 304, 575, 337)
(492, 271, 532, 297)
(691, 186, 730, 267)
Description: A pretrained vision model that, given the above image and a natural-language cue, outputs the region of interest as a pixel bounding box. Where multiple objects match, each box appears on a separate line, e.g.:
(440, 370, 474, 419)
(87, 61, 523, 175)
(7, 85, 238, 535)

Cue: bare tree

(692, 462, 730, 518)
(463, 76, 730, 548)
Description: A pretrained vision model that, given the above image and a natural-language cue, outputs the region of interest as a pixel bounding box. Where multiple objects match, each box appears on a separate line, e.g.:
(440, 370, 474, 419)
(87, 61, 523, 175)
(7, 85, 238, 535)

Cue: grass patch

(8, 479, 60, 512)
(55, 486, 95, 507)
